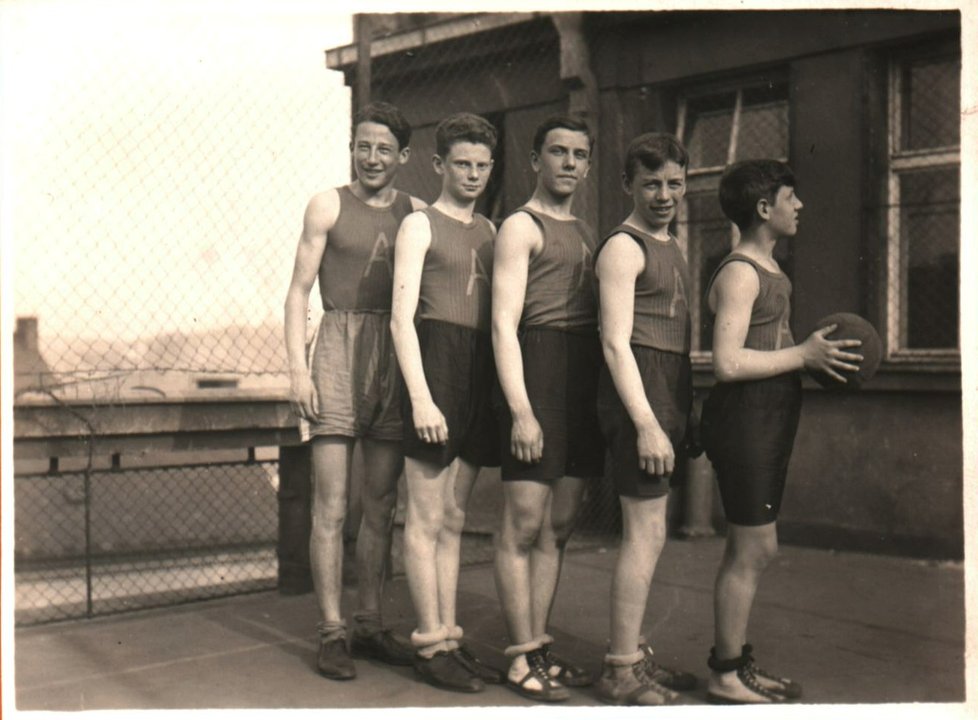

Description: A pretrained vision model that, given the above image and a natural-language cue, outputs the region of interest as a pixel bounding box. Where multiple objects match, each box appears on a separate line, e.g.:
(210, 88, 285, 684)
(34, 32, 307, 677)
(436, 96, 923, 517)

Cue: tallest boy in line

(284, 102, 425, 680)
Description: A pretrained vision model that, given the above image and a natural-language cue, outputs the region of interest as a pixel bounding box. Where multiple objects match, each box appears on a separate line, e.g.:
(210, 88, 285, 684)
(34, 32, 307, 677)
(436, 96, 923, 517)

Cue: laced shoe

(639, 643, 697, 691)
(350, 627, 414, 666)
(316, 636, 356, 680)
(452, 645, 506, 684)
(743, 644, 803, 699)
(595, 655, 679, 706)
(414, 650, 485, 693)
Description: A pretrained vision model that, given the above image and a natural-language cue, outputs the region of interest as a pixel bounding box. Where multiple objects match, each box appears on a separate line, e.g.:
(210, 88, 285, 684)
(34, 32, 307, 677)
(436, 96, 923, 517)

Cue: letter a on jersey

(363, 232, 392, 277)
(669, 267, 688, 318)
(466, 248, 490, 296)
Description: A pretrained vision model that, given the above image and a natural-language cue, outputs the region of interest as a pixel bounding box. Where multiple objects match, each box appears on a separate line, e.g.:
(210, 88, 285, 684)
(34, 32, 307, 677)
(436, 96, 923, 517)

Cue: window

(886, 44, 960, 359)
(676, 76, 790, 354)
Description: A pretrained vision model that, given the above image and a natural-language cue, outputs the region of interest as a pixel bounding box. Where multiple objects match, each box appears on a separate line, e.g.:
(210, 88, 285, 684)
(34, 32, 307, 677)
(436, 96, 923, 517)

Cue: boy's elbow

(713, 357, 739, 382)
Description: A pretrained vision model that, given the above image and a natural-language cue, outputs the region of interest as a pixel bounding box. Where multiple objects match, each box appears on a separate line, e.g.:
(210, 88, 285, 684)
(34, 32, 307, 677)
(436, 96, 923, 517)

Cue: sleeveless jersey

(596, 225, 691, 354)
(318, 185, 414, 312)
(518, 207, 598, 330)
(706, 253, 795, 351)
(417, 207, 494, 332)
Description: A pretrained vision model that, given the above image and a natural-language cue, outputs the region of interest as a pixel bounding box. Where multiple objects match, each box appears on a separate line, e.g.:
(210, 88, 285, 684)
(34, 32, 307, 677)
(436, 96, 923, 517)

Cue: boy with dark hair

(390, 112, 505, 693)
(593, 132, 698, 706)
(701, 159, 862, 703)
(284, 101, 424, 681)
(492, 115, 601, 702)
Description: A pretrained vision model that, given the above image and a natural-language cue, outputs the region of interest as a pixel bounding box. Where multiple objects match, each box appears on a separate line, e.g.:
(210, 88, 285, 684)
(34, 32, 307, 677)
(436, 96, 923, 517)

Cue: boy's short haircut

(623, 132, 688, 182)
(532, 115, 595, 155)
(719, 159, 797, 232)
(435, 112, 498, 158)
(353, 101, 412, 151)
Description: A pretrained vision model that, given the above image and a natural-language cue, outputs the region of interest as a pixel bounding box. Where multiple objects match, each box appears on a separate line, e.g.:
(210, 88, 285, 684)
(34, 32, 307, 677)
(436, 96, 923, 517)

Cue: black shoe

(415, 650, 485, 693)
(350, 628, 414, 666)
(452, 645, 506, 684)
(317, 637, 356, 680)
(541, 643, 593, 687)
(640, 644, 698, 691)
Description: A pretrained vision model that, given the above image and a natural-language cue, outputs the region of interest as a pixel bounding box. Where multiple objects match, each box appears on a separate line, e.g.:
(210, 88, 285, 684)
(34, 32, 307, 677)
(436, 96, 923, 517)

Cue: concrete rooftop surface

(11, 536, 967, 716)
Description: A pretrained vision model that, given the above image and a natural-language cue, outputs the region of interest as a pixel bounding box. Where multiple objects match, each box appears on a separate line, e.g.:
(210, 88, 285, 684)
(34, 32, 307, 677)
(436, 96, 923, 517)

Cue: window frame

(884, 43, 961, 362)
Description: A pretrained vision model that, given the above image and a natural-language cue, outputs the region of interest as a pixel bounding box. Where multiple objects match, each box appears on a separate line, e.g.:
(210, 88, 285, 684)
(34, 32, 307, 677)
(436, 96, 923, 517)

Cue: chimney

(15, 316, 39, 352)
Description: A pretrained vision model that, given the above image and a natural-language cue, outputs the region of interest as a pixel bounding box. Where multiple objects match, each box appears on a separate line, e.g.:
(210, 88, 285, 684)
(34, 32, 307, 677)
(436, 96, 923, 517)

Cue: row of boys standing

(283, 103, 861, 706)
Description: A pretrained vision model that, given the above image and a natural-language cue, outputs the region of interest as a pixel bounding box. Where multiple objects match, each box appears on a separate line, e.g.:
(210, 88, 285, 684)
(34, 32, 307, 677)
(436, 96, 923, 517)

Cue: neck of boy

(527, 188, 575, 219)
(735, 229, 780, 268)
(623, 212, 671, 242)
(349, 180, 397, 208)
(433, 196, 476, 224)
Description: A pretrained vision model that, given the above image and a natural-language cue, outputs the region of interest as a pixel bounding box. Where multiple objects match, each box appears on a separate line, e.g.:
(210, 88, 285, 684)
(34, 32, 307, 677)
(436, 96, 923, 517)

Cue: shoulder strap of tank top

(595, 224, 648, 263)
(393, 190, 414, 216)
(705, 253, 763, 300)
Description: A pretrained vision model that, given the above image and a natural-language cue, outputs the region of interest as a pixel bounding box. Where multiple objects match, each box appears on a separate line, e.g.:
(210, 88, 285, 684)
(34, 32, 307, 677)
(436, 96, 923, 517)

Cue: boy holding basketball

(700, 159, 862, 703)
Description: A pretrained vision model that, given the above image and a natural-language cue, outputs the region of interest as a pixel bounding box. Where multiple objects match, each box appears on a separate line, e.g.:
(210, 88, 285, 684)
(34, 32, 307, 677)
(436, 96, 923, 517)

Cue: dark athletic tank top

(596, 225, 691, 354)
(417, 206, 494, 332)
(706, 253, 795, 351)
(318, 185, 414, 312)
(518, 206, 597, 330)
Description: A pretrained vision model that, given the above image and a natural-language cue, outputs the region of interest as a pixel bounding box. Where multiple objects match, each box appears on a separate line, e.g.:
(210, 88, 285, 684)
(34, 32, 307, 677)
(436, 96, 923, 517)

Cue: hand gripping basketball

(807, 313, 882, 390)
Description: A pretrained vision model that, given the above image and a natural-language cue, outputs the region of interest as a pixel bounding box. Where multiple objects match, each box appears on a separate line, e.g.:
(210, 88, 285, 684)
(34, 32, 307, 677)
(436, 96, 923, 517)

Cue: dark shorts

(305, 311, 402, 442)
(497, 326, 604, 482)
(597, 346, 692, 498)
(701, 372, 803, 526)
(402, 320, 500, 469)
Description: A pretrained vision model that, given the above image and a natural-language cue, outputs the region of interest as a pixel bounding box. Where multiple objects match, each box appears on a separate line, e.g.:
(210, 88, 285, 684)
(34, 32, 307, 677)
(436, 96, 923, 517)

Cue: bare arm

(283, 190, 339, 420)
(491, 212, 543, 463)
(597, 233, 675, 476)
(711, 262, 862, 383)
(390, 212, 448, 444)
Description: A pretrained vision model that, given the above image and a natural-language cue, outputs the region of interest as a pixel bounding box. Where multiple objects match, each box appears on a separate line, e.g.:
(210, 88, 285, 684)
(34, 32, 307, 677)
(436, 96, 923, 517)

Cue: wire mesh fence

(14, 460, 279, 626)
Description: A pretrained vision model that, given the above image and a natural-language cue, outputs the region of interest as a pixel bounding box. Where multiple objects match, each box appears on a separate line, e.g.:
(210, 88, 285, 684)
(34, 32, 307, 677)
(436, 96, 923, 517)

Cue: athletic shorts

(402, 319, 500, 468)
(496, 326, 604, 482)
(304, 310, 402, 442)
(597, 346, 692, 498)
(700, 372, 802, 526)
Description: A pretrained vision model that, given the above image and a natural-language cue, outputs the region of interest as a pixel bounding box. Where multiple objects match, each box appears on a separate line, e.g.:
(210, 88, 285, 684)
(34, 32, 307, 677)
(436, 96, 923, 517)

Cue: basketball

(808, 312, 882, 390)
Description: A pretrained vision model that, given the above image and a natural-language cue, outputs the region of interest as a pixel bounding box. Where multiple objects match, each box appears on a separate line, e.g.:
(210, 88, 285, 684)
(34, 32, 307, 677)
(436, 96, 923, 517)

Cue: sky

(2, 0, 355, 362)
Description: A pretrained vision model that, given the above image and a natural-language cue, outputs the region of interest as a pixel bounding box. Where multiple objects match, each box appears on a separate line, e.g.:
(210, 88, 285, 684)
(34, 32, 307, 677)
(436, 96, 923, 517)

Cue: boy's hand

(289, 374, 320, 421)
(800, 324, 864, 383)
(511, 410, 544, 463)
(636, 422, 675, 477)
(413, 399, 449, 444)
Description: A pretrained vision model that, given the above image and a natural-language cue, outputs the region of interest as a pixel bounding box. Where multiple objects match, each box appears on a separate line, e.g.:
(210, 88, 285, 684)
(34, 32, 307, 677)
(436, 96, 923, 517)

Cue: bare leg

(529, 475, 585, 637)
(309, 437, 354, 626)
(436, 459, 480, 630)
(494, 480, 550, 647)
(354, 438, 403, 621)
(609, 494, 668, 655)
(403, 457, 453, 636)
(713, 521, 778, 660)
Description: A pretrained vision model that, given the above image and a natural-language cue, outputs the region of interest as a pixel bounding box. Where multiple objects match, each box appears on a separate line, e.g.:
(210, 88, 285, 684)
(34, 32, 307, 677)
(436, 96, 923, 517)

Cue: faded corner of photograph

(5, 3, 967, 717)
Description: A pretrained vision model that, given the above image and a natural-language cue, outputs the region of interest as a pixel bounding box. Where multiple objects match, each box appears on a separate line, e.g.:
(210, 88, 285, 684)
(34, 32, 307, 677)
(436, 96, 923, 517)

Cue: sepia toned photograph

(2, 1, 971, 717)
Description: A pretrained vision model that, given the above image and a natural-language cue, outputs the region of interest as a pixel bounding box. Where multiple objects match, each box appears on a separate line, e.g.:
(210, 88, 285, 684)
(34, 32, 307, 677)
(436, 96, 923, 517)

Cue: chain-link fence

(14, 460, 279, 625)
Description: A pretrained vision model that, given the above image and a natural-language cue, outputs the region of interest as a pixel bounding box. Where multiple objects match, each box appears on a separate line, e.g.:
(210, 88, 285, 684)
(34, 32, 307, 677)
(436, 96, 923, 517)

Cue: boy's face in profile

(626, 160, 687, 232)
(765, 184, 804, 237)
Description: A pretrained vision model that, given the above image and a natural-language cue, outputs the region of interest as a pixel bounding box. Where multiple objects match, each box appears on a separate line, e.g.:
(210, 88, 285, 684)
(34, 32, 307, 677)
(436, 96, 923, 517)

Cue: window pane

(902, 56, 960, 151)
(736, 102, 789, 160)
(900, 167, 959, 349)
(686, 192, 731, 351)
(684, 93, 735, 169)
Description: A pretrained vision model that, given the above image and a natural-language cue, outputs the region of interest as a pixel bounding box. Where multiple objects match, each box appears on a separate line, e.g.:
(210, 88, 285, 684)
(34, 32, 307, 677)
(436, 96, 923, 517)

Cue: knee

(728, 535, 778, 573)
(441, 504, 466, 537)
(311, 497, 346, 534)
(499, 515, 539, 553)
(549, 516, 578, 549)
(361, 489, 397, 531)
